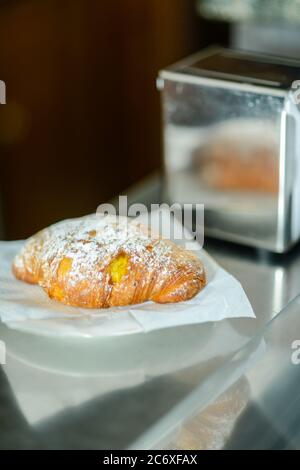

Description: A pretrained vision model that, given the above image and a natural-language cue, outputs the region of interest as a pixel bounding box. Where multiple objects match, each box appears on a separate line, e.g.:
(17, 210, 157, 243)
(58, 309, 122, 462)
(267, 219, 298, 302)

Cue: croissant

(12, 215, 206, 309)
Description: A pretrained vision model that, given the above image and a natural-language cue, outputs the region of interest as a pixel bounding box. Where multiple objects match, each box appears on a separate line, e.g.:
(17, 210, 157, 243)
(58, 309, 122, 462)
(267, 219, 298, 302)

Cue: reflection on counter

(0, 317, 262, 449)
(171, 377, 250, 450)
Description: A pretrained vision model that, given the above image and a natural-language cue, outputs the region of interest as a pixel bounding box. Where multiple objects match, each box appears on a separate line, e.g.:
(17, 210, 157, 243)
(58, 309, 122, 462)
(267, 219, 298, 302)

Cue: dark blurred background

(1, 0, 300, 240)
(0, 0, 228, 240)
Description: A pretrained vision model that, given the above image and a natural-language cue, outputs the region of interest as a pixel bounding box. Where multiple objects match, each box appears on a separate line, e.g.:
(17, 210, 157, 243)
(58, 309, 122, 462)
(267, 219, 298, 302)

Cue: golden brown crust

(12, 215, 206, 309)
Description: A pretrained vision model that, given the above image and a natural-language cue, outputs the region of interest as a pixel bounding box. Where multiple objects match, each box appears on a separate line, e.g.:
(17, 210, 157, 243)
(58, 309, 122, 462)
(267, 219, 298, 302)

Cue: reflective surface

(1, 174, 300, 449)
(226, 295, 300, 450)
(166, 294, 300, 450)
(159, 48, 300, 252)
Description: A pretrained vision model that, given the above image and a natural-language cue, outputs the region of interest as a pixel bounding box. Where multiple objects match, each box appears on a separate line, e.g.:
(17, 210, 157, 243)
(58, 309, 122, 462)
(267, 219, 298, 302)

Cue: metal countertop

(1, 173, 300, 449)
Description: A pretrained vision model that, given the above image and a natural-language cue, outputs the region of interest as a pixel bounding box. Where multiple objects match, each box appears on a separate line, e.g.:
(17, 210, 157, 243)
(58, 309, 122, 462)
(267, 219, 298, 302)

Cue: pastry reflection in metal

(159, 47, 300, 252)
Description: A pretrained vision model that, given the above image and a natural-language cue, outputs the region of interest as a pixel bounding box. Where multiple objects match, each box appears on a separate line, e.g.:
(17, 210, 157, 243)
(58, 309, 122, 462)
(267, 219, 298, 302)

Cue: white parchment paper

(0, 211, 255, 338)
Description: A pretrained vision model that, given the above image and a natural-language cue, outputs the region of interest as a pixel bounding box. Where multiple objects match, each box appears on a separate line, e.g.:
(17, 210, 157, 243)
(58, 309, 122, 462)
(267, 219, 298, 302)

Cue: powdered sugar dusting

(41, 214, 174, 281)
(14, 214, 205, 308)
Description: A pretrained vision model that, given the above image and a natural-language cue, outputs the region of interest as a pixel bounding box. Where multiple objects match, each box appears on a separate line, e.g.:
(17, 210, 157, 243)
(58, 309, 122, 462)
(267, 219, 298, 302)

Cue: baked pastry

(12, 214, 206, 308)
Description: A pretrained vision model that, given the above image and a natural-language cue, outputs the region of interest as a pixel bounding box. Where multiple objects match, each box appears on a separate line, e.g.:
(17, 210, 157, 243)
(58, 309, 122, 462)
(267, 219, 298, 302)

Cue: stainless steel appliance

(158, 47, 300, 252)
